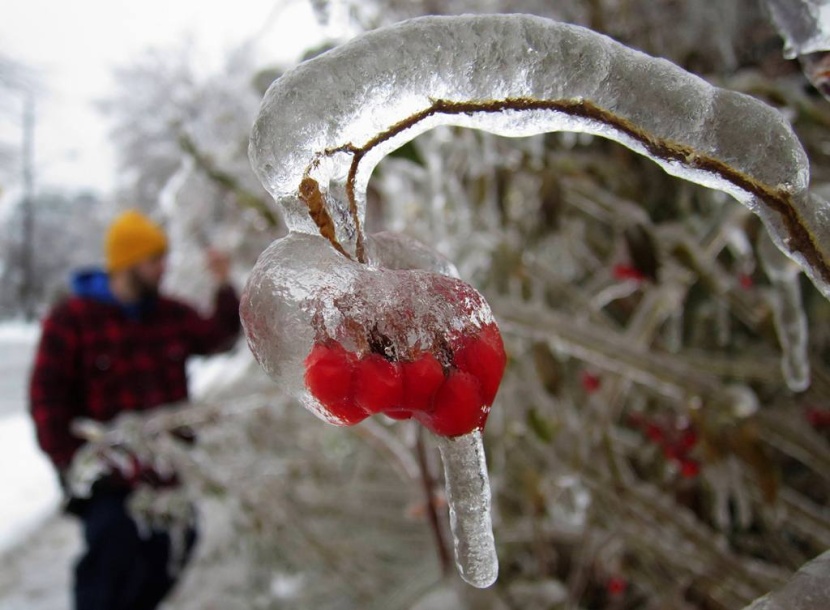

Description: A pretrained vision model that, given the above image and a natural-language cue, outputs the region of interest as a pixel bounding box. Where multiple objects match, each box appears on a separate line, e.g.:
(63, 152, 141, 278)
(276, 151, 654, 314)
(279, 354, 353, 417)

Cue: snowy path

(0, 325, 62, 553)
(0, 324, 74, 610)
(0, 514, 77, 610)
(0, 414, 62, 552)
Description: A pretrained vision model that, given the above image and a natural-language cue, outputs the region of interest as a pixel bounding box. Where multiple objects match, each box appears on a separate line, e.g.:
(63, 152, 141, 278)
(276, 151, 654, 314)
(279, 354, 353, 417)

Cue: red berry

(680, 459, 700, 479)
(678, 427, 698, 451)
(401, 352, 445, 412)
(644, 422, 664, 443)
(354, 354, 404, 414)
(739, 273, 754, 290)
(383, 409, 414, 420)
(304, 341, 367, 425)
(580, 371, 601, 394)
(806, 407, 830, 429)
(606, 576, 628, 596)
(304, 341, 356, 406)
(613, 264, 645, 282)
(626, 411, 645, 427)
(453, 323, 506, 405)
(418, 371, 488, 437)
(329, 400, 370, 425)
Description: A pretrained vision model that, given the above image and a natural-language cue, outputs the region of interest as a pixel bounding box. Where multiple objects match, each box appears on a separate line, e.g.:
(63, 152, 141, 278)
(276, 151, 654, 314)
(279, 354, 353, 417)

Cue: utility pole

(20, 91, 35, 320)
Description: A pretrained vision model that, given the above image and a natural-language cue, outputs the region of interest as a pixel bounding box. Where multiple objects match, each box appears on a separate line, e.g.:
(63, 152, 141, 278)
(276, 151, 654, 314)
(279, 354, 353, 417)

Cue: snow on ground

(0, 414, 62, 553)
(0, 320, 40, 343)
(0, 321, 75, 610)
(0, 323, 257, 609)
(0, 513, 77, 610)
(0, 322, 61, 554)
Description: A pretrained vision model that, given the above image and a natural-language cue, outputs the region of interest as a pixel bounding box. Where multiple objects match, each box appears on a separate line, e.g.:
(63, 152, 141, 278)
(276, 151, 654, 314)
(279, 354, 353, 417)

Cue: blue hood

(71, 269, 117, 303)
(71, 268, 149, 320)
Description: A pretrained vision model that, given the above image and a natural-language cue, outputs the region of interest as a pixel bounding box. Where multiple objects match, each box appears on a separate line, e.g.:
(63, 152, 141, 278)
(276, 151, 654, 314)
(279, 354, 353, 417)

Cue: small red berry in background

(628, 413, 701, 479)
(612, 263, 645, 282)
(580, 370, 601, 394)
(738, 273, 754, 290)
(644, 422, 664, 443)
(678, 427, 698, 451)
(806, 406, 830, 430)
(354, 353, 404, 414)
(606, 575, 628, 597)
(679, 459, 700, 479)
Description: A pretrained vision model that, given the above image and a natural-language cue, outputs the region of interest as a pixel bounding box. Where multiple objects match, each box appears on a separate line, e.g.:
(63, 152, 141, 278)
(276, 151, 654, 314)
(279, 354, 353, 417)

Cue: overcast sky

(1, 0, 323, 197)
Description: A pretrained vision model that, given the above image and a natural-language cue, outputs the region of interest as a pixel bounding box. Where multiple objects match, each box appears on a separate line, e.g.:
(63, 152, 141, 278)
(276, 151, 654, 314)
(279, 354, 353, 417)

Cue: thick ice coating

(250, 14, 830, 300)
(764, 0, 830, 58)
(244, 13, 828, 591)
(241, 231, 507, 586)
(437, 431, 498, 588)
(743, 549, 830, 610)
(240, 232, 505, 435)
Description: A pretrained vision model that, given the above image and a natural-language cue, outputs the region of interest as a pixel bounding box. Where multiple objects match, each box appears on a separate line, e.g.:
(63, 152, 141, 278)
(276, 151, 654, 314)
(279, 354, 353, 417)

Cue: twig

(415, 427, 453, 576)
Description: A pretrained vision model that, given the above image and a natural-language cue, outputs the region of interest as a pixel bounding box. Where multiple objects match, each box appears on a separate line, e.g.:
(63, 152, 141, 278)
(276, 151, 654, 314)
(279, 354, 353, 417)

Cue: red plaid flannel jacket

(29, 285, 240, 469)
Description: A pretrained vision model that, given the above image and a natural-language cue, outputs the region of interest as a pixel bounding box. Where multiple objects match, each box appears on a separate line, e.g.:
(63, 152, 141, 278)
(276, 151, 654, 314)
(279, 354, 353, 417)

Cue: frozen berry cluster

(304, 323, 505, 437)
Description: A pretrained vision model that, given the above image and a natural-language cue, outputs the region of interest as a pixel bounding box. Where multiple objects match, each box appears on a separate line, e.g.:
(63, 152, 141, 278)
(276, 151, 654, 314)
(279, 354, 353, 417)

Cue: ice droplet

(436, 430, 498, 588)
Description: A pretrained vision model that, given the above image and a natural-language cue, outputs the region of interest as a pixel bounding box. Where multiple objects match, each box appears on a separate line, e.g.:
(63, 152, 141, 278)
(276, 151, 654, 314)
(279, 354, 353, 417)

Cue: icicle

(758, 232, 810, 392)
(436, 430, 498, 588)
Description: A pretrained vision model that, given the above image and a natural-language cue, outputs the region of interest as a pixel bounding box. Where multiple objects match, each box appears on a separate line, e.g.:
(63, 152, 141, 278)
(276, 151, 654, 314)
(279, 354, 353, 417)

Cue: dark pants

(73, 490, 197, 610)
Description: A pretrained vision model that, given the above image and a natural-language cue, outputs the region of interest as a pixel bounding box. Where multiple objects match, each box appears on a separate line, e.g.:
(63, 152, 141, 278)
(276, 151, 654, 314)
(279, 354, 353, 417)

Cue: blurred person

(28, 209, 241, 610)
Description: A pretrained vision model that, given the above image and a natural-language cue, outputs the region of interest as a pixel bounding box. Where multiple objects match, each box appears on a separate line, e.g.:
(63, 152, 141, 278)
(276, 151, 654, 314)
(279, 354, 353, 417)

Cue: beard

(128, 268, 161, 301)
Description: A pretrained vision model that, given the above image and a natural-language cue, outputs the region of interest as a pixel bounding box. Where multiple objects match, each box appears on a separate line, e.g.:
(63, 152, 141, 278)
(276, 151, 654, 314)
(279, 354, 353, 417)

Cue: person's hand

(206, 248, 231, 285)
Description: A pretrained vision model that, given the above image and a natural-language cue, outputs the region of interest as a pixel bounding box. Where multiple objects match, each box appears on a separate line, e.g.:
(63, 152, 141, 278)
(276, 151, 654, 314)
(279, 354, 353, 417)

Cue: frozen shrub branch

(177, 130, 279, 227)
(250, 14, 830, 300)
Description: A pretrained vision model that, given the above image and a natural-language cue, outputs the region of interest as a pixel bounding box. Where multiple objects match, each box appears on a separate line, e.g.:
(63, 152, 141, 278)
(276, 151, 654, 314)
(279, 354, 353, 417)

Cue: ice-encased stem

(763, 0, 830, 59)
(250, 14, 830, 301)
(764, 0, 830, 99)
(436, 430, 498, 588)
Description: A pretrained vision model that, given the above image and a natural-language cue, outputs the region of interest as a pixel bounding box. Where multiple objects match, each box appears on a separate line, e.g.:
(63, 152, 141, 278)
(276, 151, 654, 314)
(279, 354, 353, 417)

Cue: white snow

(0, 321, 40, 343)
(0, 414, 62, 554)
(0, 322, 61, 555)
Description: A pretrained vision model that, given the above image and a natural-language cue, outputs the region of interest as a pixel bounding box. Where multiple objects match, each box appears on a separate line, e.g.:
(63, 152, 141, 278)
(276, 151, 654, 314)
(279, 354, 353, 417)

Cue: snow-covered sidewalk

(0, 322, 60, 554)
(0, 322, 76, 610)
(0, 414, 62, 554)
(0, 512, 77, 610)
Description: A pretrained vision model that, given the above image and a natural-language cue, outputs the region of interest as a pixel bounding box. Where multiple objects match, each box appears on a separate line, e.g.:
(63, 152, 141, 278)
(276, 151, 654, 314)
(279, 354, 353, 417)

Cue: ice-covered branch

(764, 0, 830, 99)
(242, 12, 830, 596)
(744, 549, 830, 610)
(250, 14, 830, 300)
(764, 0, 830, 59)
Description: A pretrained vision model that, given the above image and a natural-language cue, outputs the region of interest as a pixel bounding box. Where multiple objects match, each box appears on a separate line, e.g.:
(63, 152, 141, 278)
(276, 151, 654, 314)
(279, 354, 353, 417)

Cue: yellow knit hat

(105, 210, 168, 272)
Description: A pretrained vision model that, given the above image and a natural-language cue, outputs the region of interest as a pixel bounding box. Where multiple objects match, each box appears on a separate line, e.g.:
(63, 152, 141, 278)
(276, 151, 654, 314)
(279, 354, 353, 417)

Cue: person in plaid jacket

(29, 209, 241, 610)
